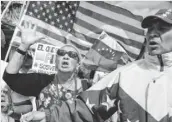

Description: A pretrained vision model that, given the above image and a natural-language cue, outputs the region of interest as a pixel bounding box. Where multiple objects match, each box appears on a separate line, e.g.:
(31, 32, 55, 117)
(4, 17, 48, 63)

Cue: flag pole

(3, 1, 13, 62)
(1, 1, 12, 20)
(4, 1, 29, 62)
(4, 37, 13, 62)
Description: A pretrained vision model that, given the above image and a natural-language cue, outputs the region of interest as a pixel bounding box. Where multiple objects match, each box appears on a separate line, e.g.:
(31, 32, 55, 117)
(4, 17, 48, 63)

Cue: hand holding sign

(17, 21, 45, 49)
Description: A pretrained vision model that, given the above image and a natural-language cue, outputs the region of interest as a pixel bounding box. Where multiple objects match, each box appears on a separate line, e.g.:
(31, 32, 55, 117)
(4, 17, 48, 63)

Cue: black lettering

(51, 47, 55, 53)
(37, 44, 44, 51)
(55, 48, 58, 54)
(46, 46, 50, 52)
(50, 55, 54, 64)
(52, 66, 56, 71)
(39, 63, 44, 69)
(49, 66, 55, 71)
(39, 64, 56, 73)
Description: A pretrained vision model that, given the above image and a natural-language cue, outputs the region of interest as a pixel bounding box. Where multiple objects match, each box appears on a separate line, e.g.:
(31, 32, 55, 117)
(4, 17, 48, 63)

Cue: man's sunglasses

(57, 49, 79, 61)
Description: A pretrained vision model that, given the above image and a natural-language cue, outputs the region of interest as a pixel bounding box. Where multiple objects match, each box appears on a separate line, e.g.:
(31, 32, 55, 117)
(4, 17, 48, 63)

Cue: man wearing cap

(142, 9, 172, 54)
(4, 9, 172, 122)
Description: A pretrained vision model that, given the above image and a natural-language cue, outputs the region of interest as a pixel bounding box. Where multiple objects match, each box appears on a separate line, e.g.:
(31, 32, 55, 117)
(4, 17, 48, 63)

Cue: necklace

(59, 79, 75, 90)
(53, 73, 78, 100)
(54, 73, 77, 91)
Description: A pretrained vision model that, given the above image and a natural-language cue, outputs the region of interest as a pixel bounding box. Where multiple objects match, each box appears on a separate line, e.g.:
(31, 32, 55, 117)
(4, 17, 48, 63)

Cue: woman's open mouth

(61, 61, 69, 68)
(149, 41, 158, 46)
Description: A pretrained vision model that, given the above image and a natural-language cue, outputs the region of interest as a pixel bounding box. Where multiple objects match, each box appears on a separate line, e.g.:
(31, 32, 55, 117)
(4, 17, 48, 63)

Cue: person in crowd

(1, 86, 36, 122)
(3, 9, 172, 122)
(78, 62, 96, 85)
(1, 47, 35, 122)
(1, 21, 91, 121)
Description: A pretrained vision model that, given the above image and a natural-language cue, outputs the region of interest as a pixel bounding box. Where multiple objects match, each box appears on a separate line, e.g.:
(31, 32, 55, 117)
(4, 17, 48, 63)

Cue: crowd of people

(1, 8, 172, 122)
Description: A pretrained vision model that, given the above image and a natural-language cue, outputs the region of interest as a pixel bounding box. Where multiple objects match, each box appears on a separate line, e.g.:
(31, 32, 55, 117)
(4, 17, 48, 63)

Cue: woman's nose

(63, 53, 69, 60)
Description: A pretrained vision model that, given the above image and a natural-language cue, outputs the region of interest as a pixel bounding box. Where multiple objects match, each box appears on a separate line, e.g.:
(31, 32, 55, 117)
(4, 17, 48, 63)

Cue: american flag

(10, 1, 144, 60)
(73, 1, 145, 60)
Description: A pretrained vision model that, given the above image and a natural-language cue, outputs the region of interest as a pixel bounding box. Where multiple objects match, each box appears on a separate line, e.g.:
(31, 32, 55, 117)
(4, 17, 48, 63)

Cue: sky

(112, 1, 172, 17)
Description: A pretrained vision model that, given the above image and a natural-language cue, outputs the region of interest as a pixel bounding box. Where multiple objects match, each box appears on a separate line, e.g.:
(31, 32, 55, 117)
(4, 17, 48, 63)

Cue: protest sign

(32, 43, 59, 75)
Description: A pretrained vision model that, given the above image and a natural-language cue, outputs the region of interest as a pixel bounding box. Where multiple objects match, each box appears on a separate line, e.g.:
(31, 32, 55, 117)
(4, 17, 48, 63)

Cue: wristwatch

(16, 48, 26, 55)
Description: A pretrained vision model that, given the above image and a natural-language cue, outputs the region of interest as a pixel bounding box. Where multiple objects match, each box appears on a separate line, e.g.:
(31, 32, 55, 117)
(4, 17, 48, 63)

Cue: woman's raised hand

(17, 21, 45, 49)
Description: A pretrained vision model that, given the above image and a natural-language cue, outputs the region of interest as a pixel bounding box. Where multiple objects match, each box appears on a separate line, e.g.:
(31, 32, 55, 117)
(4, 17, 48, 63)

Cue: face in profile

(56, 45, 79, 73)
(146, 21, 172, 55)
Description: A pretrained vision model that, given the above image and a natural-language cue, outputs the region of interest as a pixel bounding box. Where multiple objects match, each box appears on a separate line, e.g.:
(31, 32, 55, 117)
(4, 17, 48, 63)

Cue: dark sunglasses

(57, 49, 79, 61)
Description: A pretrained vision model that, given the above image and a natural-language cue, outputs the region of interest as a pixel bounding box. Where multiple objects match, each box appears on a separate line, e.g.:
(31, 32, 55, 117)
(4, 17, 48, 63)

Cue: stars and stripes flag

(73, 1, 144, 60)
(10, 1, 144, 60)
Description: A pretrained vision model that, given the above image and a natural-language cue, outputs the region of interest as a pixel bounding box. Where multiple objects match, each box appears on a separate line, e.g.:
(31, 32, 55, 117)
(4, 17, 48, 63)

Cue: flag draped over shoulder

(78, 68, 122, 121)
(45, 66, 123, 122)
(10, 1, 144, 58)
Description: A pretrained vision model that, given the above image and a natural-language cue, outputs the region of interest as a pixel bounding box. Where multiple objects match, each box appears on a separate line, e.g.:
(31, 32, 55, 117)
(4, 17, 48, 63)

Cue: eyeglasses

(57, 49, 79, 60)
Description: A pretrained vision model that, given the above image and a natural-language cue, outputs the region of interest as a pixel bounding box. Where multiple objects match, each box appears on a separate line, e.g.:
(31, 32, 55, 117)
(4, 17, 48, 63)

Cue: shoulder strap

(81, 79, 91, 91)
